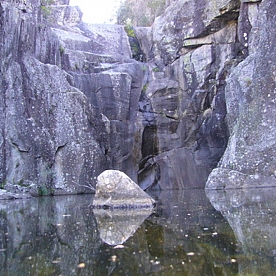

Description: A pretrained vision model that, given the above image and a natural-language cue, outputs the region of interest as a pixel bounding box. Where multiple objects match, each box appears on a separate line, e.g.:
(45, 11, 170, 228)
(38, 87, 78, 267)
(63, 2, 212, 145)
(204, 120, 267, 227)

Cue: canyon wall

(0, 0, 274, 196)
(206, 0, 276, 189)
(0, 0, 144, 195)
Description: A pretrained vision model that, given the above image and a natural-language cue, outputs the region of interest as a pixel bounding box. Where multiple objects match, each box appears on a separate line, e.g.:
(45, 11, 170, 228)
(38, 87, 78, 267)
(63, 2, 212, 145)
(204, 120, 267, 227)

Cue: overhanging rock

(93, 170, 155, 209)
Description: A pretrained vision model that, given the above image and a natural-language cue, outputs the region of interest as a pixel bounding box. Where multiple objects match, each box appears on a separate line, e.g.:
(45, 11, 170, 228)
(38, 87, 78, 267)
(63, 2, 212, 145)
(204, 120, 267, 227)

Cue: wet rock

(94, 208, 152, 245)
(93, 170, 155, 208)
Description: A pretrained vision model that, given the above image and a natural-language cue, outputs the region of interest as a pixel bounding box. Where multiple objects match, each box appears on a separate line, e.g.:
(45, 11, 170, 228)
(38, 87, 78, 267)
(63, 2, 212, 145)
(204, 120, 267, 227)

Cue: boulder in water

(93, 170, 155, 208)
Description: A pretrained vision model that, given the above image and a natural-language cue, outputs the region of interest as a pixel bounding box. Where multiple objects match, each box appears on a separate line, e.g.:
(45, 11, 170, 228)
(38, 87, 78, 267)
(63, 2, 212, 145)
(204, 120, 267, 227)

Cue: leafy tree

(116, 0, 167, 27)
(40, 0, 55, 17)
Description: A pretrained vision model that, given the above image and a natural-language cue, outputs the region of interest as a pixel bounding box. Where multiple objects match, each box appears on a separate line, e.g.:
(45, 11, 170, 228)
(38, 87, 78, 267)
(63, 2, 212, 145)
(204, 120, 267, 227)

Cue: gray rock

(206, 168, 276, 190)
(206, 0, 276, 189)
(151, 0, 240, 64)
(93, 170, 155, 208)
(0, 189, 32, 200)
(0, 0, 144, 194)
(136, 0, 242, 189)
(0, 0, 273, 193)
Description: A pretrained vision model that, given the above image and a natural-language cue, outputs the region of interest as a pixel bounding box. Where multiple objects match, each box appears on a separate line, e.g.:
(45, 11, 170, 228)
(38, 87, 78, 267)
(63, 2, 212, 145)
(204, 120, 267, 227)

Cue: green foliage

(141, 65, 147, 71)
(142, 83, 148, 92)
(116, 1, 132, 25)
(124, 22, 135, 37)
(123, 20, 144, 61)
(59, 45, 65, 55)
(0, 181, 6, 189)
(38, 186, 54, 196)
(40, 0, 55, 18)
(116, 0, 167, 27)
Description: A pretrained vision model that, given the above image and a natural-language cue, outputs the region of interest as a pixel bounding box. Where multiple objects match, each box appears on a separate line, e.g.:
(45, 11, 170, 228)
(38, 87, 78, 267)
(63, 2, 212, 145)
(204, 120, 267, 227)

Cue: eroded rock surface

(0, 0, 274, 194)
(0, 0, 144, 196)
(206, 0, 276, 189)
(135, 0, 245, 189)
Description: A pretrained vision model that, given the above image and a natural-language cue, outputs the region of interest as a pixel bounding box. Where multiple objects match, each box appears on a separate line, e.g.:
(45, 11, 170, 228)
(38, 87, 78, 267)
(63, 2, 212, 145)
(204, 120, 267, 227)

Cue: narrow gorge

(0, 0, 275, 197)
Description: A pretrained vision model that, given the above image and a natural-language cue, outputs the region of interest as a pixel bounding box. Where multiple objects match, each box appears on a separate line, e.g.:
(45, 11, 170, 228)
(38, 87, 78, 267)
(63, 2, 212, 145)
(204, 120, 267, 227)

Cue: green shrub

(40, 0, 55, 18)
(124, 23, 135, 37)
(59, 45, 65, 55)
(0, 181, 6, 189)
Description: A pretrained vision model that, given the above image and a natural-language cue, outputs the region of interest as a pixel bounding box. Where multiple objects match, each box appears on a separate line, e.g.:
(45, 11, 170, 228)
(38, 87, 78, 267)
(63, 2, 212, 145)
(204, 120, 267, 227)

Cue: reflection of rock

(206, 188, 276, 275)
(94, 208, 152, 245)
(93, 170, 155, 208)
(0, 195, 101, 276)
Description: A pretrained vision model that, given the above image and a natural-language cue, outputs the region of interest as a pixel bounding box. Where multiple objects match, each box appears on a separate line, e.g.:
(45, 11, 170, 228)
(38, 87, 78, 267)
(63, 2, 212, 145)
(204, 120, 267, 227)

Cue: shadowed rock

(206, 0, 276, 189)
(93, 170, 155, 208)
(94, 208, 152, 245)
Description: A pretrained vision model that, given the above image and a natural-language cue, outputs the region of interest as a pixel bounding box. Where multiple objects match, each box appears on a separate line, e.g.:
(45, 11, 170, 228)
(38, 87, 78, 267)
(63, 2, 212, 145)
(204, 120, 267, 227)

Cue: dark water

(0, 188, 276, 276)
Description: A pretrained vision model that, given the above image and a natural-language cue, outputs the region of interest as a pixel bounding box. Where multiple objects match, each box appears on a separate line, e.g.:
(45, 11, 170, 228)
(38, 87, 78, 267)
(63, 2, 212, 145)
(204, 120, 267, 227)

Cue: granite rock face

(0, 0, 273, 194)
(0, 0, 145, 195)
(151, 0, 241, 64)
(206, 0, 276, 189)
(136, 0, 245, 189)
(0, 0, 108, 195)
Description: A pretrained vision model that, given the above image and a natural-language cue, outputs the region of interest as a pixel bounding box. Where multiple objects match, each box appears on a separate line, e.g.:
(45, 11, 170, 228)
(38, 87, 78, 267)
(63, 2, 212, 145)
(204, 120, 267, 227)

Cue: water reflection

(94, 208, 153, 245)
(207, 188, 276, 276)
(0, 188, 275, 275)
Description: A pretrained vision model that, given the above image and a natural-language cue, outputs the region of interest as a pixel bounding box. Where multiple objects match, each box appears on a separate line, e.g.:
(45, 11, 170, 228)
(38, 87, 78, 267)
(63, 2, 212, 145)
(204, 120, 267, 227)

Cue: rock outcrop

(206, 0, 276, 189)
(0, 0, 145, 195)
(136, 0, 244, 189)
(93, 170, 155, 208)
(0, 0, 274, 194)
(136, 0, 276, 190)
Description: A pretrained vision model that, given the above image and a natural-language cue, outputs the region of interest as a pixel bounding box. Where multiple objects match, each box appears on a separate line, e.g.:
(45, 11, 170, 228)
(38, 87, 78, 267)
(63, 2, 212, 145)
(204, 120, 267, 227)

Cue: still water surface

(0, 188, 276, 275)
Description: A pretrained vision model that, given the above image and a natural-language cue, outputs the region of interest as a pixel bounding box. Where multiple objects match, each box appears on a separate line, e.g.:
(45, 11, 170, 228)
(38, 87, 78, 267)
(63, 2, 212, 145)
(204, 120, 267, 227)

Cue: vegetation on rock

(116, 0, 167, 26)
(40, 0, 55, 18)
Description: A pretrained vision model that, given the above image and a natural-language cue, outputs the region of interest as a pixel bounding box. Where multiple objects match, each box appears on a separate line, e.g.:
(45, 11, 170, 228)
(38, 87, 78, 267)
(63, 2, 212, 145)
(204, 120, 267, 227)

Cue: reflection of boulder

(93, 170, 155, 208)
(206, 188, 276, 275)
(94, 208, 152, 245)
